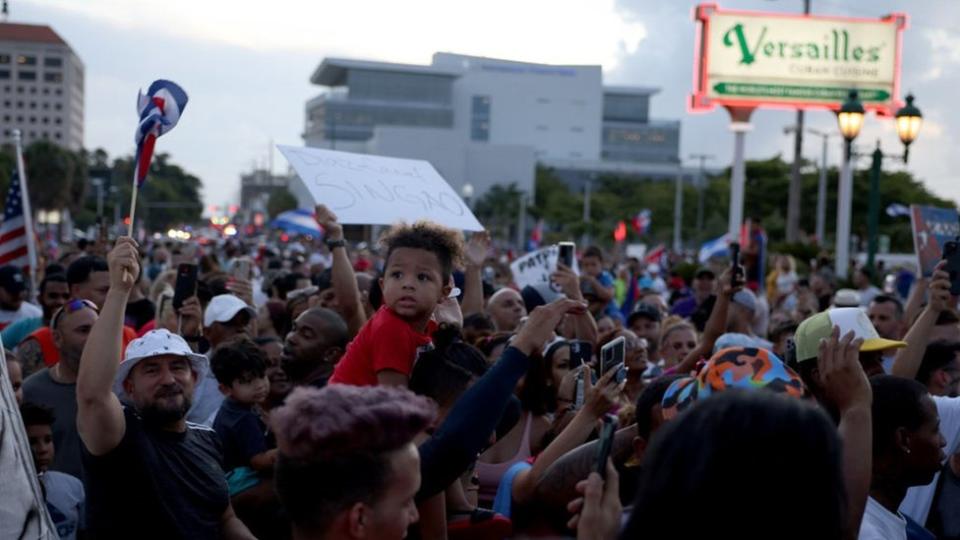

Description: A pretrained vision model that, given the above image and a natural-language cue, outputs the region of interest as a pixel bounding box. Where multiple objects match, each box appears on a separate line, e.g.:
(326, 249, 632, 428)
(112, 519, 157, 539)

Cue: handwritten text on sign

(277, 145, 483, 231)
(510, 246, 579, 291)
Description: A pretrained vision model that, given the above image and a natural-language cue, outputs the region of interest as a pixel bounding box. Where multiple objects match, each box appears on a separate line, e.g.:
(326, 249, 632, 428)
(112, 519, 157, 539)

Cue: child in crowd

(21, 402, 85, 540)
(210, 338, 277, 495)
(329, 221, 464, 387)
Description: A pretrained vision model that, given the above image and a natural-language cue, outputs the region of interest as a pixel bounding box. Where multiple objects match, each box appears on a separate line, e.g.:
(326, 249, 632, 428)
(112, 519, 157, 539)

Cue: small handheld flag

(129, 80, 188, 236)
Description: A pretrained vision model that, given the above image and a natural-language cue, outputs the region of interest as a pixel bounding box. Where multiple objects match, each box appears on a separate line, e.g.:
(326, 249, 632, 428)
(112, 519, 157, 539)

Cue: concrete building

(0, 23, 83, 150)
(303, 53, 686, 201)
(240, 168, 296, 213)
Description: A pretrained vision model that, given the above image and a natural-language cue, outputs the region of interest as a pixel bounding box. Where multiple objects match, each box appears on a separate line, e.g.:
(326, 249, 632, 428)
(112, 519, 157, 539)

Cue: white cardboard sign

(278, 145, 483, 231)
(510, 246, 579, 291)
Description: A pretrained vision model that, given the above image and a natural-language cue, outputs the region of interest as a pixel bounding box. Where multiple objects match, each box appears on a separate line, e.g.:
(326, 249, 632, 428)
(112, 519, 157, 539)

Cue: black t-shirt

(124, 298, 156, 331)
(81, 407, 229, 539)
(212, 398, 269, 472)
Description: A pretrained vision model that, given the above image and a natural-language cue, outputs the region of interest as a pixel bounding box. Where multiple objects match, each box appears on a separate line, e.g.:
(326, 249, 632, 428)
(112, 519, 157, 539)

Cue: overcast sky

(15, 0, 960, 210)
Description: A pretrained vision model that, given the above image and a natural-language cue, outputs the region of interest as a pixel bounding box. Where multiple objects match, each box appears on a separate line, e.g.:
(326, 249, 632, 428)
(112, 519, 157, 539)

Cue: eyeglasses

(50, 298, 98, 330)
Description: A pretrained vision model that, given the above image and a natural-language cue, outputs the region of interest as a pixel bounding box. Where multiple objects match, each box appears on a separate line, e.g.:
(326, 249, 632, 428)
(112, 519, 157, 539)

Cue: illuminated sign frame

(690, 3, 907, 116)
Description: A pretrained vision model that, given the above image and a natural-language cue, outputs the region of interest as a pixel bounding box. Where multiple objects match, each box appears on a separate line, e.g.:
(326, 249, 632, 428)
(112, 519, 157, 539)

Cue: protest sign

(277, 146, 483, 231)
(910, 205, 960, 277)
(510, 245, 580, 291)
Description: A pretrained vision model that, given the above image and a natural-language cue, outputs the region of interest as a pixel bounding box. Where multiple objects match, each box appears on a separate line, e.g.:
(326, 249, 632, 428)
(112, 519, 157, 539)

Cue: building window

(18, 71, 36, 81)
(2, 115, 8, 122)
(571, 126, 584, 133)
(41, 88, 48, 95)
(54, 118, 61, 124)
(54, 132, 60, 140)
(41, 131, 48, 138)
(470, 95, 491, 142)
(28, 87, 35, 94)
(0, 70, 9, 80)
(16, 55, 36, 66)
(28, 116, 35, 123)
(15, 115, 22, 122)
(43, 57, 62, 68)
(41, 117, 47, 124)
(0, 54, 9, 64)
(15, 101, 22, 108)
(54, 104, 61, 111)
(54, 89, 61, 96)
(15, 86, 22, 93)
(43, 72, 62, 83)
(29, 102, 35, 109)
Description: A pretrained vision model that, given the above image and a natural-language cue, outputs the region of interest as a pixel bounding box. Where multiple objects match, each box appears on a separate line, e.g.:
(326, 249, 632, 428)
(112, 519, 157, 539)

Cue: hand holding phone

(943, 239, 960, 296)
(729, 242, 743, 287)
(600, 337, 625, 376)
(593, 414, 619, 479)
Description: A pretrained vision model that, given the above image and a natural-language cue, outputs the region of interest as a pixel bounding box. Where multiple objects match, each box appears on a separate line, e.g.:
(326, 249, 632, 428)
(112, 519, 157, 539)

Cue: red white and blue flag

(0, 169, 31, 267)
(134, 80, 188, 186)
(527, 219, 543, 251)
(632, 209, 651, 236)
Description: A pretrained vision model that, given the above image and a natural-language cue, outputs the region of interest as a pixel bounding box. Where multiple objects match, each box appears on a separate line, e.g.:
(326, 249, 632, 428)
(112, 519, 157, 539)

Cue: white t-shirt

(0, 301, 41, 330)
(900, 395, 960, 524)
(860, 496, 906, 540)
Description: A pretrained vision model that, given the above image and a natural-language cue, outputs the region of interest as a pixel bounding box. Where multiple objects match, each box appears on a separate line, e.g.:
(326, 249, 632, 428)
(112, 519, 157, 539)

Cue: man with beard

(77, 238, 255, 539)
(282, 307, 349, 388)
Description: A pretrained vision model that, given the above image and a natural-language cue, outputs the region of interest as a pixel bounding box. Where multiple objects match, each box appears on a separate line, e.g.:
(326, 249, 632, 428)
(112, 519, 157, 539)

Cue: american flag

(0, 169, 29, 268)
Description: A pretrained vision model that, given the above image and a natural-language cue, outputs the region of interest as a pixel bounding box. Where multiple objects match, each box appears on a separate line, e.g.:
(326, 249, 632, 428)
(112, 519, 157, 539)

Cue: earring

(905, 448, 912, 454)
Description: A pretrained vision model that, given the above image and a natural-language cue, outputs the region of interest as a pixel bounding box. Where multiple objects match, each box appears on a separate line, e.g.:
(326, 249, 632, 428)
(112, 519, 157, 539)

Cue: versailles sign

(691, 4, 907, 115)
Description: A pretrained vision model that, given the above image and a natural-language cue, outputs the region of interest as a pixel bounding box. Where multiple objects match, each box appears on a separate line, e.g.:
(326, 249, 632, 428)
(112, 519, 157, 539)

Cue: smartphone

(574, 372, 585, 410)
(569, 340, 593, 368)
(593, 414, 619, 479)
(943, 239, 960, 296)
(155, 290, 174, 325)
(233, 258, 252, 281)
(558, 242, 575, 270)
(600, 336, 626, 376)
(729, 241, 742, 286)
(172, 263, 199, 310)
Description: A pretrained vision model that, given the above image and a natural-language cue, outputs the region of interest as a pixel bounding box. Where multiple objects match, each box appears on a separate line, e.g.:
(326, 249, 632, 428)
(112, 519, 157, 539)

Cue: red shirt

(329, 306, 436, 386)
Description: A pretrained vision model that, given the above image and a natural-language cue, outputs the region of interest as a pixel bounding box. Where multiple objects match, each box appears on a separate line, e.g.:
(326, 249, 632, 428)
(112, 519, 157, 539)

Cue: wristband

(325, 238, 346, 250)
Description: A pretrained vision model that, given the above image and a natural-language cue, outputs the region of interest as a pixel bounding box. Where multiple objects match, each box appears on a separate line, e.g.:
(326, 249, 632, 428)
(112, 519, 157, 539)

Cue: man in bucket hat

(76, 238, 254, 539)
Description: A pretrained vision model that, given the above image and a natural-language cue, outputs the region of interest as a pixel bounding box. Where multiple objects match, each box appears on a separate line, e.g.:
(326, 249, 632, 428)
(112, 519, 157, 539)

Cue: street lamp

(895, 94, 922, 162)
(837, 90, 865, 157)
(461, 183, 474, 209)
(833, 90, 923, 277)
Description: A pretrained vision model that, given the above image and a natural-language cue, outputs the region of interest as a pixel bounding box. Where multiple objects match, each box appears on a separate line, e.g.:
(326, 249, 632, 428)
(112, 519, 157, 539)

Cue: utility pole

(689, 153, 715, 241)
(785, 0, 812, 243)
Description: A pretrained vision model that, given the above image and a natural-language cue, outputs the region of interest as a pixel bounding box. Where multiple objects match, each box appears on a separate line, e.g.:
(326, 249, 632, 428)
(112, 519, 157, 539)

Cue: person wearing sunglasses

(20, 297, 98, 479)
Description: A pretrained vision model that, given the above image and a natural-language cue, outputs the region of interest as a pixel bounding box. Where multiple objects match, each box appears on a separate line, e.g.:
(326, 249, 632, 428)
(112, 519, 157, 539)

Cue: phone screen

(558, 242, 575, 270)
(173, 263, 199, 310)
(569, 340, 593, 368)
(729, 242, 742, 286)
(943, 240, 960, 295)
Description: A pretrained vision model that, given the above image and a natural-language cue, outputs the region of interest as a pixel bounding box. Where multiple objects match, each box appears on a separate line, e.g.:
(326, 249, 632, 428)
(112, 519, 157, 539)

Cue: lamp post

(833, 90, 923, 279)
(783, 126, 836, 244)
(461, 182, 474, 209)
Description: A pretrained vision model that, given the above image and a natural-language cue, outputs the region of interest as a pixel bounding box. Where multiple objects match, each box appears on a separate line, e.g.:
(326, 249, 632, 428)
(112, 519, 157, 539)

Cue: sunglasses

(50, 298, 98, 330)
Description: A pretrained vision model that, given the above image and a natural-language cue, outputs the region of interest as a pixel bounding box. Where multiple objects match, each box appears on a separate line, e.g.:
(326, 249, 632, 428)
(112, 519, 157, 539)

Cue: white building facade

(302, 53, 682, 202)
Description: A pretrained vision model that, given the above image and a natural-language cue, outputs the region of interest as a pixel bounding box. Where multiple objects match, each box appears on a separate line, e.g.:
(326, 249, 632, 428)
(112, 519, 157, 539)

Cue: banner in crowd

(510, 245, 580, 291)
(278, 146, 483, 231)
(910, 204, 960, 277)
(699, 234, 731, 263)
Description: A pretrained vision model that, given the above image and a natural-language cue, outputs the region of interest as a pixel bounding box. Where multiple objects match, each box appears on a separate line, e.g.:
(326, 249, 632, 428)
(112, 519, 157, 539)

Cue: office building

(0, 23, 84, 150)
(303, 52, 685, 200)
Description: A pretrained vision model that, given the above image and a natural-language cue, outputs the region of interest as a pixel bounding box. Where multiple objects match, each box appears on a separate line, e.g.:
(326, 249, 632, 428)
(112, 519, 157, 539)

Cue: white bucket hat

(113, 329, 208, 403)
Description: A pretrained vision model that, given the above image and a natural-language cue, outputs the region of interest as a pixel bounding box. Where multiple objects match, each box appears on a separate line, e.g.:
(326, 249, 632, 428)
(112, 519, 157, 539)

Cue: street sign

(691, 4, 907, 115)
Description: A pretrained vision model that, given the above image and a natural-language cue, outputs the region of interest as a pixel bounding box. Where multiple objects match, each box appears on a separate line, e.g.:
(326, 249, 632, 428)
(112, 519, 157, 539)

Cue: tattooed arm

(16, 337, 45, 378)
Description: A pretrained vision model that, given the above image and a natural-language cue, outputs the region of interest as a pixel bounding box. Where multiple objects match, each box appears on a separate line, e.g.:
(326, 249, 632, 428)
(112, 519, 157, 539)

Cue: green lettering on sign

(713, 83, 890, 101)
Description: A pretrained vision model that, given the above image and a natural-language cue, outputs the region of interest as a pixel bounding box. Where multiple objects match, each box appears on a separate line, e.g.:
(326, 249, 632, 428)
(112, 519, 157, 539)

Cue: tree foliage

(267, 187, 298, 219)
(524, 158, 955, 253)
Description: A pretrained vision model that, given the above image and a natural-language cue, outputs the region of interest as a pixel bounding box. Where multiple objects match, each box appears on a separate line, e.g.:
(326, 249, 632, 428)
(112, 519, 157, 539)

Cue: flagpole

(12, 129, 37, 301)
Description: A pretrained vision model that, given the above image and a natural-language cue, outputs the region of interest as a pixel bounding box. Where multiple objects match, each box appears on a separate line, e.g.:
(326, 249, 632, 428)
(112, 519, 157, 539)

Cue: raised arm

(553, 263, 599, 345)
(461, 231, 489, 318)
(818, 327, 872, 540)
(903, 276, 930, 328)
(512, 366, 620, 505)
(671, 267, 740, 375)
(316, 204, 367, 336)
(76, 238, 140, 456)
(892, 262, 952, 380)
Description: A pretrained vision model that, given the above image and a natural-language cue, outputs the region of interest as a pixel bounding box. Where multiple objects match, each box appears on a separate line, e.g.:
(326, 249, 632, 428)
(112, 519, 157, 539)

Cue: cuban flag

(886, 203, 911, 218)
(632, 209, 651, 236)
(271, 208, 323, 237)
(698, 234, 731, 263)
(134, 80, 188, 186)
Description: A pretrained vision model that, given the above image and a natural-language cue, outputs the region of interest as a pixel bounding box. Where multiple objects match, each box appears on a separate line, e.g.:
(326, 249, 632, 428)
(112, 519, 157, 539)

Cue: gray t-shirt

(22, 369, 82, 478)
(42, 471, 85, 540)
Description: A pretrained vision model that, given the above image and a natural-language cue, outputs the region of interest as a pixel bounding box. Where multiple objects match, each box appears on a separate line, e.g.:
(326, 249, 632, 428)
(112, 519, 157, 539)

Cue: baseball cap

(794, 307, 907, 364)
(661, 347, 806, 420)
(113, 329, 208, 403)
(732, 289, 757, 313)
(203, 294, 256, 328)
(627, 302, 661, 326)
(0, 265, 26, 294)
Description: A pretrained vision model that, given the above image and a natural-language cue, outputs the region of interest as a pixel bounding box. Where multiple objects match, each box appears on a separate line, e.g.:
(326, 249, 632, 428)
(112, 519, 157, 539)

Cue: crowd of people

(2, 202, 960, 540)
